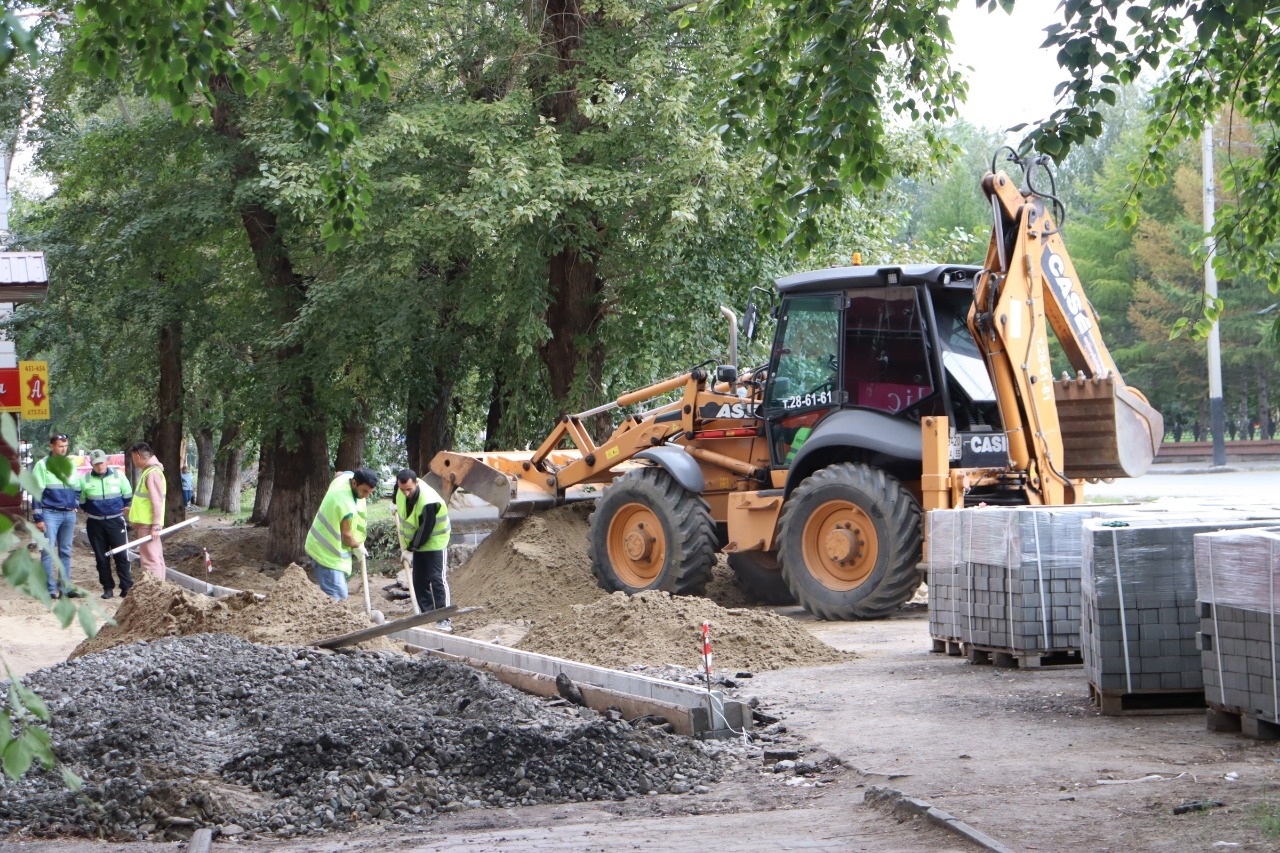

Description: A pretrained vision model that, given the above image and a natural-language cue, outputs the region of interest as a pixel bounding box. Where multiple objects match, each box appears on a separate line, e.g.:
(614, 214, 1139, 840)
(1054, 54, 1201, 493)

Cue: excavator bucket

(426, 451, 561, 518)
(1055, 376, 1165, 480)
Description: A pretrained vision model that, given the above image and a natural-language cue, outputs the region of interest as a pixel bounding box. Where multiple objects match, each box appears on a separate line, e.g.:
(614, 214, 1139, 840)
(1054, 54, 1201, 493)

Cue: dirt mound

(519, 590, 849, 671)
(449, 505, 603, 626)
(69, 564, 379, 659)
(451, 505, 843, 670)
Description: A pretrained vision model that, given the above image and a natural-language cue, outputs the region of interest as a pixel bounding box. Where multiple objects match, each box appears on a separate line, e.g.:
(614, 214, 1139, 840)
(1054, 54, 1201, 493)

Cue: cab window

(764, 296, 840, 413)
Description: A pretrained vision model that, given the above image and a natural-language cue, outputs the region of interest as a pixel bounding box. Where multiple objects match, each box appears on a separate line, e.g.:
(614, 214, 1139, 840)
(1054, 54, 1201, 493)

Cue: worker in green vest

(395, 468, 452, 629)
(128, 441, 168, 581)
(305, 467, 378, 600)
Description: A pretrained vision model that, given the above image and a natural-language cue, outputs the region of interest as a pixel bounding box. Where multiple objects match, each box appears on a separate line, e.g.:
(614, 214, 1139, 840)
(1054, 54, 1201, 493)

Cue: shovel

(357, 547, 386, 625)
(393, 508, 419, 615)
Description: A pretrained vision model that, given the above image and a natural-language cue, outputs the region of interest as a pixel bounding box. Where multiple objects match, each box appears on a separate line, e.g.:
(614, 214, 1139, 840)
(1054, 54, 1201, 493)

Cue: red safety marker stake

(701, 621, 716, 731)
(203, 548, 213, 575)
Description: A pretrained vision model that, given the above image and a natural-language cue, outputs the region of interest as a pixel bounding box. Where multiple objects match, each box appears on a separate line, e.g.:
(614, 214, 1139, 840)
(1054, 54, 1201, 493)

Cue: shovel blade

(427, 451, 561, 518)
(1056, 376, 1165, 480)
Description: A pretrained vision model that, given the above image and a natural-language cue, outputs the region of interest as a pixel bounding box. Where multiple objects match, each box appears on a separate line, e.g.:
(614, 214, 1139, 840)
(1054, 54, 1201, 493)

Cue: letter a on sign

(20, 360, 49, 420)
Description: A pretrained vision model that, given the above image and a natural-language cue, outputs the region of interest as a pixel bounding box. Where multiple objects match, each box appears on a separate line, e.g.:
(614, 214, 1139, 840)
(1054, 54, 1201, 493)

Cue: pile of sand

(519, 590, 850, 671)
(451, 505, 847, 671)
(69, 564, 380, 660)
(449, 505, 604, 625)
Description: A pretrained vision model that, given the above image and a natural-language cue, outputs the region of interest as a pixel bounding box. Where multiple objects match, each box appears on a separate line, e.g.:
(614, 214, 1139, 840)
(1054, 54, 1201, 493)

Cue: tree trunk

(534, 0, 606, 413)
(406, 371, 454, 475)
(211, 423, 243, 512)
(335, 405, 368, 472)
(248, 436, 274, 525)
(419, 369, 454, 471)
(195, 427, 215, 506)
(157, 320, 185, 523)
(217, 444, 247, 513)
(268, 426, 330, 566)
(484, 368, 506, 452)
(210, 73, 329, 563)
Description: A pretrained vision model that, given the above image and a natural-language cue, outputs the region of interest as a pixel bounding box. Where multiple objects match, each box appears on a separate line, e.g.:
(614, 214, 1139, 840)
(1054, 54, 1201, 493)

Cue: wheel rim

(606, 501, 666, 588)
(800, 498, 879, 591)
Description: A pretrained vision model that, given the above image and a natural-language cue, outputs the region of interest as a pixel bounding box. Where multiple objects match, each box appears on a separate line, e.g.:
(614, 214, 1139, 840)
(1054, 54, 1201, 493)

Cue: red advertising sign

(0, 367, 18, 412)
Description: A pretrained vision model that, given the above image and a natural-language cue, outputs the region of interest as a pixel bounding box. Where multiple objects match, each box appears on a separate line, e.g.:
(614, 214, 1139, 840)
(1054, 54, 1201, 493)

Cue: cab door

(761, 295, 844, 469)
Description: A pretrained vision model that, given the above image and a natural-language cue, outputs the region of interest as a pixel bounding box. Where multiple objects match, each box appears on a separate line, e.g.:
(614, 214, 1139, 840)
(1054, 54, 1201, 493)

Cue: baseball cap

(89, 449, 108, 464)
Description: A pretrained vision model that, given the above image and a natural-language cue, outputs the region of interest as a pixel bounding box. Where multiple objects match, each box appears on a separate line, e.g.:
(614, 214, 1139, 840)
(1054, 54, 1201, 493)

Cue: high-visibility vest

(305, 473, 367, 576)
(128, 464, 167, 526)
(785, 426, 813, 464)
(81, 468, 134, 517)
(396, 482, 450, 552)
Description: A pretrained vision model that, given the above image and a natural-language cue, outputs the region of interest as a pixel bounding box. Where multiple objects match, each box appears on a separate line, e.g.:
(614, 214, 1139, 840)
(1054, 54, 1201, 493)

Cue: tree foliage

(1021, 1, 1280, 311)
(709, 0, 970, 249)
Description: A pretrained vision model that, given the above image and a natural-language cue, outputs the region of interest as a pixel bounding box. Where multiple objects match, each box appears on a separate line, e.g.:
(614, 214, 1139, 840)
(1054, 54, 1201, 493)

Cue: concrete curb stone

(864, 785, 1016, 853)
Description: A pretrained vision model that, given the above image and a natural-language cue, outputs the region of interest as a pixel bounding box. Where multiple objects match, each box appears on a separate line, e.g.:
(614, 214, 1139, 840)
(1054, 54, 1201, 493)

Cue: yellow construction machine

(428, 152, 1163, 619)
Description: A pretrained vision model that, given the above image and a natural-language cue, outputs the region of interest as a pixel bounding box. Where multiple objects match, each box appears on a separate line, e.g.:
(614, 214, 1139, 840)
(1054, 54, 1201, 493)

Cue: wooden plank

(313, 606, 475, 649)
(1206, 702, 1280, 739)
(1089, 682, 1205, 716)
(963, 643, 1082, 669)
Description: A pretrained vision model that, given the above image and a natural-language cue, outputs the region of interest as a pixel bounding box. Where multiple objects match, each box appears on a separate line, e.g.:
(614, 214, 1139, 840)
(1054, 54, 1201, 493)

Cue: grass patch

(1253, 798, 1280, 838)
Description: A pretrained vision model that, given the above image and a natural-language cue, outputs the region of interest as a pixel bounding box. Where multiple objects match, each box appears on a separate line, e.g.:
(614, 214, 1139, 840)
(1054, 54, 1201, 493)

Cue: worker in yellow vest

(305, 467, 378, 600)
(394, 468, 452, 628)
(128, 441, 168, 581)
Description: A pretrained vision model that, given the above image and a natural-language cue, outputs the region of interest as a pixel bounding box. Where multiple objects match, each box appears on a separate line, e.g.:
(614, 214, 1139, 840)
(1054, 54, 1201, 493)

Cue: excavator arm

(970, 155, 1163, 503)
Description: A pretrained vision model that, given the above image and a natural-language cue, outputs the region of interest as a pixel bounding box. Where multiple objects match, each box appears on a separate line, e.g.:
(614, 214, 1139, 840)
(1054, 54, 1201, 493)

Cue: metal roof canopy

(0, 252, 47, 302)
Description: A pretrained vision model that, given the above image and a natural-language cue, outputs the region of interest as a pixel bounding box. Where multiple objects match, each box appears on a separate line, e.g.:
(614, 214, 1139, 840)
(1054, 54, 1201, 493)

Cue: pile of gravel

(0, 634, 724, 842)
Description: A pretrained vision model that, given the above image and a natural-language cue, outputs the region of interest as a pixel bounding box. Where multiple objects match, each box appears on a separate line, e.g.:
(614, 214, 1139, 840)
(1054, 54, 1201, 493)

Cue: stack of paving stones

(1195, 527, 1280, 737)
(1082, 513, 1280, 713)
(927, 505, 1099, 662)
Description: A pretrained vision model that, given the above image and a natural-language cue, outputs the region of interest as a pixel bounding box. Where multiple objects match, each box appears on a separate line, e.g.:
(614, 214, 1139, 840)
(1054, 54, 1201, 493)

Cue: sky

(948, 3, 1066, 133)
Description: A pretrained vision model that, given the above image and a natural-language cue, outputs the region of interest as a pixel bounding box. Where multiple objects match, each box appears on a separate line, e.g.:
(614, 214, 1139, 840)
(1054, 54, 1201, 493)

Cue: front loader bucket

(1055, 376, 1165, 480)
(426, 452, 560, 518)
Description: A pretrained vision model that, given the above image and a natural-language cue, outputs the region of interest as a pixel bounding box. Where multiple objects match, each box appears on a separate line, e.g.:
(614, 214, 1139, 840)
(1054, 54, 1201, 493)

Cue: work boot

(101, 590, 114, 600)
(66, 589, 83, 599)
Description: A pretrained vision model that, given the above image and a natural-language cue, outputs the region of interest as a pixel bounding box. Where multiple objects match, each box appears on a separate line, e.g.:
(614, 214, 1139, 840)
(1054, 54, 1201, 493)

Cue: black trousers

(87, 515, 132, 595)
(411, 549, 448, 613)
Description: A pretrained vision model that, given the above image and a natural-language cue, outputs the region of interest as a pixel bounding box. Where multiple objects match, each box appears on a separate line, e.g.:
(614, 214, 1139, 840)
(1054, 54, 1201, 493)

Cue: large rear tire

(777, 462, 922, 620)
(727, 551, 796, 605)
(588, 467, 716, 596)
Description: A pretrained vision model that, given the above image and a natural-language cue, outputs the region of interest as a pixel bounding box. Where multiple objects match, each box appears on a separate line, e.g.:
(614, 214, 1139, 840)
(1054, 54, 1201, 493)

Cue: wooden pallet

(929, 637, 965, 657)
(1206, 702, 1280, 740)
(964, 643, 1083, 669)
(1088, 682, 1205, 716)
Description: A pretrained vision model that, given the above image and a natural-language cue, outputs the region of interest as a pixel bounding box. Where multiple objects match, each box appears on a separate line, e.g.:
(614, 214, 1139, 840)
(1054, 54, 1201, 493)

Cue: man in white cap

(80, 449, 134, 598)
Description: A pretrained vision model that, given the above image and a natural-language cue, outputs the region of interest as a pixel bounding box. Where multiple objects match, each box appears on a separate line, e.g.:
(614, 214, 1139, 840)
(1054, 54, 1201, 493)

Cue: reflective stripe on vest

(305, 474, 361, 576)
(396, 483, 450, 551)
(128, 465, 167, 526)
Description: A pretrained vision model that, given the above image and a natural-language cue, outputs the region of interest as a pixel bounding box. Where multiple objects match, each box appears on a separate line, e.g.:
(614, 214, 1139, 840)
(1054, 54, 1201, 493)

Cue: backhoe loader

(428, 152, 1164, 620)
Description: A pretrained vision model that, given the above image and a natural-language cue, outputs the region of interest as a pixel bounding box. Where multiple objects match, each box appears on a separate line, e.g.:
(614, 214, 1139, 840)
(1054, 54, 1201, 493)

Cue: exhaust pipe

(720, 305, 738, 368)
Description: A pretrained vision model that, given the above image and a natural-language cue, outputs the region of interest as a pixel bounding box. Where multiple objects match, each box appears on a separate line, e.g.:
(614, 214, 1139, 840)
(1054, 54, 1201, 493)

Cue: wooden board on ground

(313, 606, 477, 649)
(1206, 702, 1280, 740)
(964, 642, 1083, 669)
(1088, 682, 1205, 716)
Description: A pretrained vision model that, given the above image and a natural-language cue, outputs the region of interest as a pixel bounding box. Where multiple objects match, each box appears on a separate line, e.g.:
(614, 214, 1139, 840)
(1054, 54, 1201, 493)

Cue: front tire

(588, 467, 716, 596)
(727, 551, 796, 605)
(777, 463, 922, 619)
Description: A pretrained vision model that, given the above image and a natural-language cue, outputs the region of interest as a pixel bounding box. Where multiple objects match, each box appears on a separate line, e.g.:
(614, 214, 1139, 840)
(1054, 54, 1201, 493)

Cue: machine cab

(760, 265, 996, 471)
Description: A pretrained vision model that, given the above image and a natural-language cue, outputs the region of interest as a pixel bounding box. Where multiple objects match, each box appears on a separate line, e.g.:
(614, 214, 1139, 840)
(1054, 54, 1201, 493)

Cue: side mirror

(742, 300, 759, 342)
